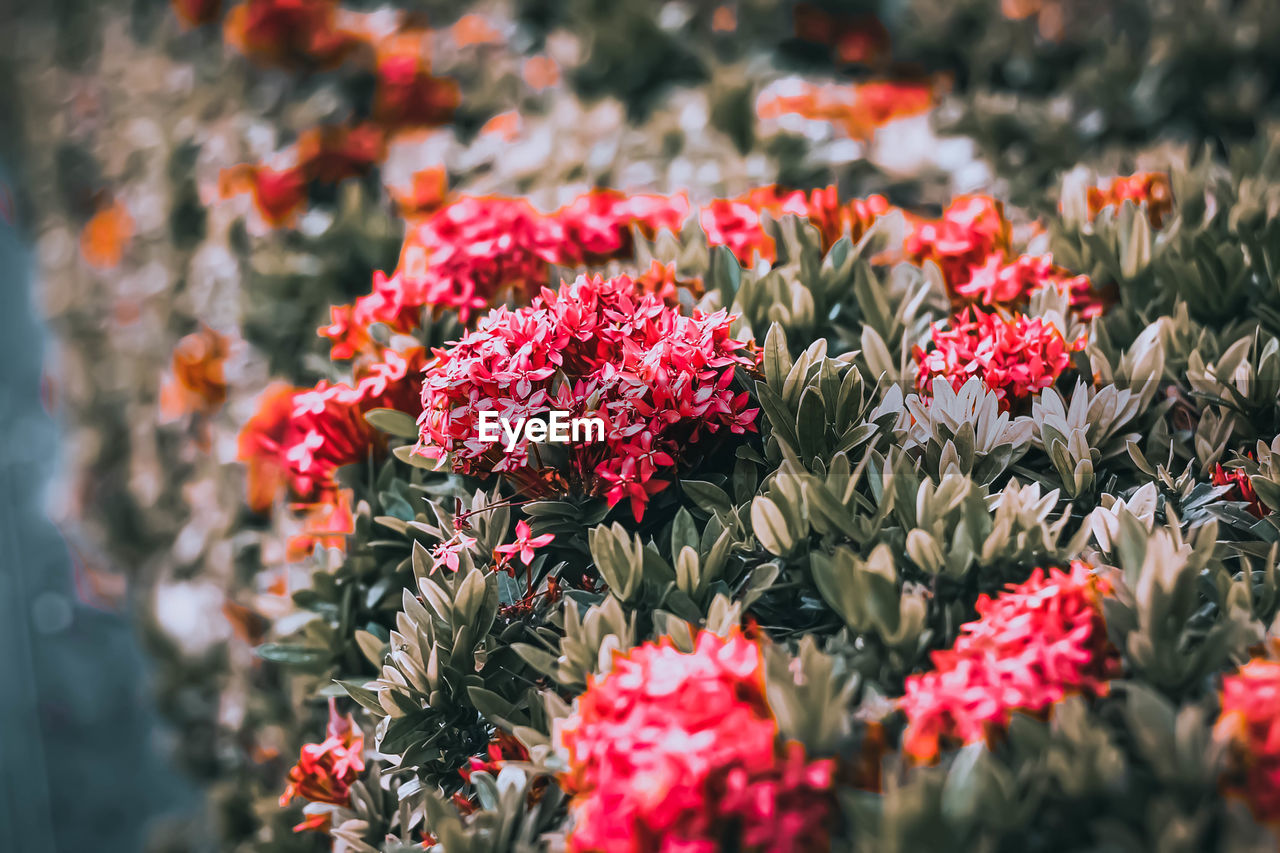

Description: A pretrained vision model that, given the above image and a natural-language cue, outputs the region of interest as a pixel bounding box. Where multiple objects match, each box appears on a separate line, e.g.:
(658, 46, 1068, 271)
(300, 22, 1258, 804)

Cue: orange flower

(450, 12, 502, 47)
(1086, 172, 1173, 228)
(160, 324, 230, 420)
(286, 489, 356, 561)
(219, 163, 308, 227)
(758, 79, 933, 140)
(171, 0, 222, 28)
(80, 199, 134, 269)
(711, 5, 737, 32)
(479, 110, 521, 141)
(522, 55, 560, 91)
(295, 122, 387, 183)
(390, 166, 448, 219)
(237, 382, 303, 513)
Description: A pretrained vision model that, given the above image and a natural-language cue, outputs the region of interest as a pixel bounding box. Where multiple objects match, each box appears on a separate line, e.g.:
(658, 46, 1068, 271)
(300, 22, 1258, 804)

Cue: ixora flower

(493, 520, 554, 568)
(913, 307, 1086, 408)
(952, 253, 1102, 318)
(1212, 462, 1271, 520)
(556, 630, 836, 853)
(371, 30, 461, 129)
(159, 324, 230, 421)
(1215, 655, 1280, 822)
(237, 347, 425, 509)
(899, 561, 1119, 762)
(1087, 172, 1174, 228)
(415, 273, 758, 521)
(904, 194, 1012, 292)
(280, 701, 366, 832)
(222, 0, 362, 68)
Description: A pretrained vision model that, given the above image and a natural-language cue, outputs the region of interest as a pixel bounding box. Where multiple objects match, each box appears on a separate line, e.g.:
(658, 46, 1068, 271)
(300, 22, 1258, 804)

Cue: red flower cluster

(321, 191, 691, 358)
(415, 273, 758, 521)
(372, 30, 460, 129)
(1216, 656, 1280, 823)
(953, 253, 1102, 318)
(280, 702, 366, 832)
(223, 0, 362, 68)
(1213, 463, 1270, 519)
(906, 195, 1101, 317)
(558, 630, 836, 853)
(913, 307, 1085, 407)
(1087, 172, 1174, 228)
(904, 195, 1013, 291)
(899, 562, 1118, 762)
(220, 122, 388, 228)
(238, 346, 425, 509)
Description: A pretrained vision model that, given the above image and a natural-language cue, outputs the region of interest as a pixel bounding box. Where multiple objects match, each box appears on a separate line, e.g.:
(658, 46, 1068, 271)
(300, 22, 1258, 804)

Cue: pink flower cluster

(238, 346, 426, 507)
(906, 195, 1101, 316)
(558, 630, 836, 853)
(321, 192, 691, 359)
(414, 273, 759, 521)
(1216, 655, 1280, 823)
(899, 562, 1118, 762)
(321, 186, 898, 359)
(913, 306, 1085, 408)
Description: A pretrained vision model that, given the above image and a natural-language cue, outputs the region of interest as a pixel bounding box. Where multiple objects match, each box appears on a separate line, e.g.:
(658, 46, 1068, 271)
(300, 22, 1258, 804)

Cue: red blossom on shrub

(899, 561, 1118, 763)
(553, 188, 690, 263)
(1216, 656, 1280, 823)
(415, 273, 758, 521)
(295, 122, 387, 183)
(430, 532, 477, 573)
(372, 30, 460, 129)
(493, 520, 554, 568)
(280, 702, 366, 830)
(904, 194, 1012, 291)
(238, 382, 305, 513)
(1212, 463, 1269, 519)
(223, 0, 362, 68)
(954, 253, 1103, 318)
(913, 307, 1085, 407)
(1087, 172, 1173, 228)
(238, 348, 425, 507)
(558, 630, 836, 853)
(219, 163, 309, 227)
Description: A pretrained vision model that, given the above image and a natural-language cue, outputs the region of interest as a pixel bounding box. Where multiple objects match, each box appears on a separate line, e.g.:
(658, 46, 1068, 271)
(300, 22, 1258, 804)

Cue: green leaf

(364, 407, 420, 438)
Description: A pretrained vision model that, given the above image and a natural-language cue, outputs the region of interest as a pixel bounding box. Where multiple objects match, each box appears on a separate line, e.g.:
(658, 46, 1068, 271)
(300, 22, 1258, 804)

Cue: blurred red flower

(900, 562, 1118, 762)
(280, 702, 366, 829)
(1216, 656, 1280, 823)
(224, 0, 362, 68)
(558, 630, 835, 853)
(1087, 172, 1174, 228)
